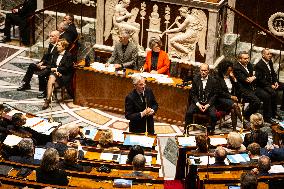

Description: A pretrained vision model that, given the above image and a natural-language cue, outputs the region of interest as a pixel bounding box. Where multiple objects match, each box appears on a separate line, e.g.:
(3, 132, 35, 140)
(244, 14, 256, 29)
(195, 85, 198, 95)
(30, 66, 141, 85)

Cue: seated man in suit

(106, 30, 138, 70)
(251, 155, 271, 176)
(7, 113, 31, 138)
(123, 154, 153, 179)
(45, 129, 69, 157)
(233, 51, 261, 122)
(185, 63, 218, 134)
(0, 0, 37, 45)
(17, 30, 60, 99)
(125, 74, 158, 134)
(255, 48, 283, 121)
(213, 146, 227, 166)
(247, 142, 261, 163)
(9, 138, 40, 165)
(58, 21, 74, 45)
(240, 172, 258, 189)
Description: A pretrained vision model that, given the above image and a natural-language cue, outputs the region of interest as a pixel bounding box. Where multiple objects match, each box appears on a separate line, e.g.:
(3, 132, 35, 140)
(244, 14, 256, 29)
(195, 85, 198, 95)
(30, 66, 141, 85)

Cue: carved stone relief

(146, 4, 162, 49)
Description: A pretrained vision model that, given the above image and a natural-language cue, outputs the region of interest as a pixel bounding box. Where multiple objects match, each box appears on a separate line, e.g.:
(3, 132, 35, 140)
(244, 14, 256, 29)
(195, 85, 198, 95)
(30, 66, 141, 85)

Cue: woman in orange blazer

(143, 37, 171, 76)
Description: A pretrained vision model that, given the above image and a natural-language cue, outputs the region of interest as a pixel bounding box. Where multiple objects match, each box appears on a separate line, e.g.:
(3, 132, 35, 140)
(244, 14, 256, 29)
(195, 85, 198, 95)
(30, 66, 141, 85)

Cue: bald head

(49, 30, 60, 44)
(200, 63, 209, 78)
(132, 154, 146, 171)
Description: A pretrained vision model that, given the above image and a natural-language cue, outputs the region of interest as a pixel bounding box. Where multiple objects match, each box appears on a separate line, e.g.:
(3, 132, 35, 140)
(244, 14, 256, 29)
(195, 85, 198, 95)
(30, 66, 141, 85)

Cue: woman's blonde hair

(250, 113, 264, 130)
(99, 129, 113, 147)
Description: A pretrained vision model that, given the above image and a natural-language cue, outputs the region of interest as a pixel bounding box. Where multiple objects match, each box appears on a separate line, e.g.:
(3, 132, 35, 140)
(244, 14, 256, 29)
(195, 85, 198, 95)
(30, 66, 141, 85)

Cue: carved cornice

(151, 0, 226, 11)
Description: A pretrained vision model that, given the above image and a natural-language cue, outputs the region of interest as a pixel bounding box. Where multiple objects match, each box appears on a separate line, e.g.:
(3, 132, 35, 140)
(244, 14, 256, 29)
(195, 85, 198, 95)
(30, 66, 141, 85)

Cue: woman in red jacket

(143, 37, 171, 76)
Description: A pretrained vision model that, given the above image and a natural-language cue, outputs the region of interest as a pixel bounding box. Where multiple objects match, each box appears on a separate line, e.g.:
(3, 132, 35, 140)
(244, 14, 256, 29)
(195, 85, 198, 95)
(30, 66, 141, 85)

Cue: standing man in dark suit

(125, 74, 158, 134)
(106, 30, 138, 70)
(255, 48, 283, 121)
(17, 30, 60, 98)
(233, 51, 261, 122)
(63, 14, 78, 43)
(0, 0, 37, 45)
(185, 63, 218, 134)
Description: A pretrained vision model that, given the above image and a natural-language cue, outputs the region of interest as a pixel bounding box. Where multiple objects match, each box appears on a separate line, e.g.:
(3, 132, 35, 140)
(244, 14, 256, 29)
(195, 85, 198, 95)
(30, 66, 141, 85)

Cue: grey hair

(53, 128, 69, 143)
(40, 148, 60, 172)
(18, 138, 34, 155)
(119, 29, 130, 38)
(227, 132, 243, 149)
(133, 154, 146, 171)
(250, 113, 264, 130)
(132, 74, 144, 85)
(237, 51, 249, 59)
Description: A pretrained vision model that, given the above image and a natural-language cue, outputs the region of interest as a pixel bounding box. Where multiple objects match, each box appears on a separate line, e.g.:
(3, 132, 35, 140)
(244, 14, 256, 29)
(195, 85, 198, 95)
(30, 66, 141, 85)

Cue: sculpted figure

(163, 7, 207, 61)
(112, 0, 140, 45)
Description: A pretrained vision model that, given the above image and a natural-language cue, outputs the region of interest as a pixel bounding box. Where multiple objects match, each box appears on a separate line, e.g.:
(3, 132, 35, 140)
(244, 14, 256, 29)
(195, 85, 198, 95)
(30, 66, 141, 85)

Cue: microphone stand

(205, 126, 209, 180)
(144, 94, 148, 136)
(48, 84, 55, 123)
(239, 99, 244, 134)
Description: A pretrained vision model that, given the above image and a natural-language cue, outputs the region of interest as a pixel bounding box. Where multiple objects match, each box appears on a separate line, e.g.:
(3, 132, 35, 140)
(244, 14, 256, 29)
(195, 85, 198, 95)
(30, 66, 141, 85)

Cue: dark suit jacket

(36, 168, 68, 186)
(268, 148, 284, 162)
(233, 62, 255, 96)
(190, 74, 218, 106)
(9, 155, 40, 165)
(107, 41, 138, 69)
(45, 142, 68, 157)
(216, 75, 239, 99)
(254, 59, 277, 90)
(17, 0, 37, 18)
(67, 23, 78, 43)
(40, 43, 57, 66)
(48, 51, 74, 86)
(125, 87, 158, 134)
(59, 31, 74, 45)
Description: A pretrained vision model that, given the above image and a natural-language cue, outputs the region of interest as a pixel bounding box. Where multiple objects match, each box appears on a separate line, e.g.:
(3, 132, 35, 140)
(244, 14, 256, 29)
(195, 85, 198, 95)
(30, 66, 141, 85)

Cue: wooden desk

(271, 124, 284, 145)
(74, 67, 189, 125)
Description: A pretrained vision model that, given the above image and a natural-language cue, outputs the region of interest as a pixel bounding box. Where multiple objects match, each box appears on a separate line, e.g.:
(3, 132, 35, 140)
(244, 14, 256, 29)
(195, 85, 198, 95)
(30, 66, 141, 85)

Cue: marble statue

(146, 4, 162, 49)
(163, 7, 207, 61)
(104, 0, 140, 46)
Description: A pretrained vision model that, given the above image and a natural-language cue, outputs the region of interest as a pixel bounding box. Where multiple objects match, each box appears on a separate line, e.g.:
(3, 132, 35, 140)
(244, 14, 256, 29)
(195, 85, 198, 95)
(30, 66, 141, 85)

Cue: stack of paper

(269, 165, 284, 174)
(156, 77, 174, 84)
(3, 135, 23, 146)
(91, 62, 115, 72)
(210, 138, 227, 146)
(227, 154, 250, 164)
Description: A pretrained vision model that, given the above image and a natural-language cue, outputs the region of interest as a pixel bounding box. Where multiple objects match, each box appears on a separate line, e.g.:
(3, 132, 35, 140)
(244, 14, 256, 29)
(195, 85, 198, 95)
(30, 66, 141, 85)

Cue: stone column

(96, 0, 104, 44)
(206, 9, 219, 65)
(227, 0, 236, 33)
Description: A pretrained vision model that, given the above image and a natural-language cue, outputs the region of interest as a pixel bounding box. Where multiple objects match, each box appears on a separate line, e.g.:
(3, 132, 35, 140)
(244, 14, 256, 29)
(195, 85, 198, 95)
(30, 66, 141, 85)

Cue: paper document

(227, 154, 250, 164)
(189, 156, 216, 165)
(113, 179, 132, 188)
(3, 135, 23, 146)
(23, 117, 45, 127)
(177, 136, 196, 146)
(124, 135, 155, 148)
(269, 165, 284, 174)
(34, 147, 46, 160)
(32, 121, 60, 134)
(91, 62, 115, 72)
(210, 138, 227, 146)
(112, 130, 125, 142)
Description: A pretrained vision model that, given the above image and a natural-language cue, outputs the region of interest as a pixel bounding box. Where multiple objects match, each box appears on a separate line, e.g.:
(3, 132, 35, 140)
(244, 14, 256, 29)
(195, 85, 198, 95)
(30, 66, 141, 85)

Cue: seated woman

(194, 134, 211, 153)
(224, 132, 246, 154)
(216, 60, 242, 128)
(36, 148, 69, 186)
(97, 129, 114, 148)
(143, 37, 170, 76)
(42, 39, 74, 110)
(243, 113, 268, 148)
(126, 145, 144, 164)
